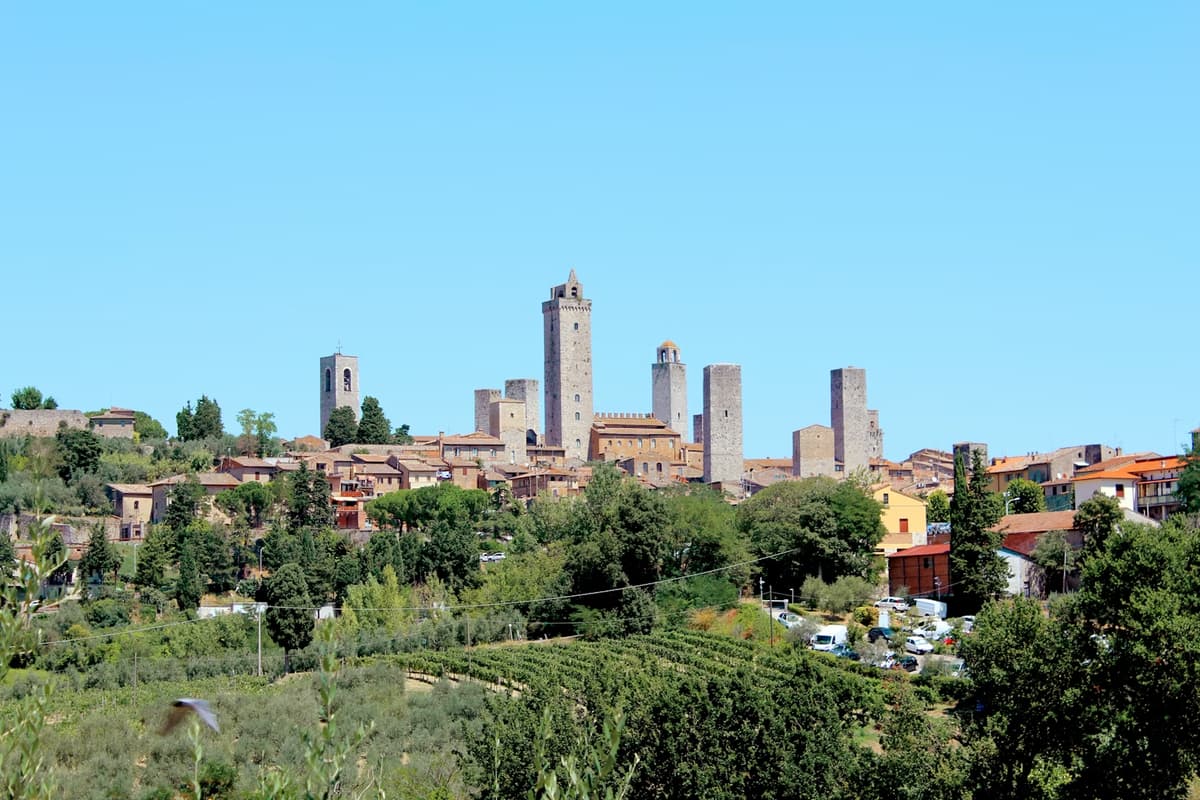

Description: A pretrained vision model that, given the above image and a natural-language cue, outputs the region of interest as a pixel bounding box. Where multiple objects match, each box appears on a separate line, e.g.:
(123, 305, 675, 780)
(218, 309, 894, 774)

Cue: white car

(773, 611, 804, 629)
(905, 635, 934, 655)
(874, 596, 910, 612)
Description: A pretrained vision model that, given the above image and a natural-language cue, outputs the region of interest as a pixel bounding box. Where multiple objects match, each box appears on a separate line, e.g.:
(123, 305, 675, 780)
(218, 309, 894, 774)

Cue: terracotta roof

(224, 456, 275, 469)
(151, 472, 240, 488)
(1127, 456, 1186, 474)
(350, 453, 392, 463)
(439, 433, 504, 446)
(987, 456, 1039, 474)
(106, 482, 152, 494)
(886, 543, 949, 559)
(992, 510, 1077, 535)
(354, 463, 402, 476)
(1074, 452, 1158, 476)
(394, 460, 436, 473)
(1072, 468, 1138, 482)
(660, 339, 678, 349)
(744, 458, 792, 470)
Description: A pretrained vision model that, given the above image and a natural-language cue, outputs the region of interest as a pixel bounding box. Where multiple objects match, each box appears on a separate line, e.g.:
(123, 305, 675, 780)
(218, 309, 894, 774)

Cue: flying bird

(160, 698, 220, 735)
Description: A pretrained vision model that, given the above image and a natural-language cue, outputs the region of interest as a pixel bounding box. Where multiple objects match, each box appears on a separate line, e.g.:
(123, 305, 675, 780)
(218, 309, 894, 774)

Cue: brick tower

(543, 270, 593, 460)
(651, 340, 688, 437)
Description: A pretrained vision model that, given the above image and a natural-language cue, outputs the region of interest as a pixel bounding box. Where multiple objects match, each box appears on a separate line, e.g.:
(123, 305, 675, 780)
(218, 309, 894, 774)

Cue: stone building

(651, 341, 688, 436)
(319, 353, 359, 435)
(542, 270, 593, 461)
(693, 413, 704, 445)
(489, 397, 529, 465)
(792, 424, 835, 477)
(589, 413, 683, 482)
(703, 363, 743, 490)
(474, 388, 501, 433)
(791, 366, 884, 480)
(0, 409, 89, 439)
(504, 378, 540, 444)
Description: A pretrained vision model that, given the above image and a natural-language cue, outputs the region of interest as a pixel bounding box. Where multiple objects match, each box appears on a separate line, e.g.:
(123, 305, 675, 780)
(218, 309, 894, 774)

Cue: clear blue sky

(2, 3, 1197, 461)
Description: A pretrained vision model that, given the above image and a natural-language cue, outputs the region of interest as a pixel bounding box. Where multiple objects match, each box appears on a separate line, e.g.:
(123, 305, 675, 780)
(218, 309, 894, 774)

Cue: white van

(913, 598, 948, 619)
(810, 625, 848, 651)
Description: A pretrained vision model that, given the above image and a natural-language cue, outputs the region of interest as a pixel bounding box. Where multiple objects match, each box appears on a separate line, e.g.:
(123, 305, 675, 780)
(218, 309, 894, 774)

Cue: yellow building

(873, 485, 927, 553)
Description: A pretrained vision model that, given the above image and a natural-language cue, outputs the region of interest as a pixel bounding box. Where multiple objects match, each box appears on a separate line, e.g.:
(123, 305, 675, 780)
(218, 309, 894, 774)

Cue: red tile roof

(886, 543, 949, 559)
(991, 510, 1077, 535)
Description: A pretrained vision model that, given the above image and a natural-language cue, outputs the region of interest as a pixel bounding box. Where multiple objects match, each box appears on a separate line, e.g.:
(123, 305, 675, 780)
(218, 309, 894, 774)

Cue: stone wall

(0, 409, 89, 439)
(703, 363, 743, 490)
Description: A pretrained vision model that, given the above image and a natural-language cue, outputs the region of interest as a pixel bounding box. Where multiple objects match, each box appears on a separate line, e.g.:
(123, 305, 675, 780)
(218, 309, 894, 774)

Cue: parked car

(774, 611, 804, 629)
(892, 654, 919, 672)
(905, 635, 934, 655)
(874, 596, 910, 612)
(479, 552, 507, 563)
(829, 643, 861, 661)
(912, 620, 952, 641)
(866, 626, 894, 643)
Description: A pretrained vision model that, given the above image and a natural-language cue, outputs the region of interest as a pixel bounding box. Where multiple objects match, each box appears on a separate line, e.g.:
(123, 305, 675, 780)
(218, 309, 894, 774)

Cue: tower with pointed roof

(542, 270, 593, 460)
(651, 340, 688, 438)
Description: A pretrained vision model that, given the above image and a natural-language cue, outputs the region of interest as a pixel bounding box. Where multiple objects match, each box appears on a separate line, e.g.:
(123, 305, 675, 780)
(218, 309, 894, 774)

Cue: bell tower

(320, 352, 359, 436)
(651, 340, 687, 437)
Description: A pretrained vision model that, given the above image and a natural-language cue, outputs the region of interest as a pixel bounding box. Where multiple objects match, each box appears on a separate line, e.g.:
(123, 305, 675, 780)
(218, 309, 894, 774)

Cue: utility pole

(257, 606, 263, 677)
(1062, 546, 1069, 594)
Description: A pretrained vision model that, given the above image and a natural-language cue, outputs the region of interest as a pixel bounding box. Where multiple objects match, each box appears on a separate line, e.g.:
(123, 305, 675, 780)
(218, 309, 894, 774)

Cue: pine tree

(193, 395, 223, 439)
(175, 537, 203, 611)
(323, 406, 357, 448)
(287, 462, 334, 531)
(355, 396, 391, 444)
(949, 449, 1006, 610)
(176, 401, 195, 441)
(79, 524, 120, 584)
(265, 562, 314, 672)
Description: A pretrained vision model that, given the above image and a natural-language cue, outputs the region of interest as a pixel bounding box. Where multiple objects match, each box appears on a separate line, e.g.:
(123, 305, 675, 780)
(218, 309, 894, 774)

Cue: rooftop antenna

(336, 339, 342, 355)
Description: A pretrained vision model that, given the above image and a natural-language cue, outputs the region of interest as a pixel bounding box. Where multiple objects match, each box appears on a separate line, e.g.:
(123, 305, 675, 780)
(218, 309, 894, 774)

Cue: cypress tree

(949, 449, 1006, 610)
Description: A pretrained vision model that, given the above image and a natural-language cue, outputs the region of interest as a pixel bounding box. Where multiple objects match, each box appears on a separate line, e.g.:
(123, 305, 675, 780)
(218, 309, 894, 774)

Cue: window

(343, 368, 352, 391)
(923, 557, 933, 569)
(1115, 483, 1125, 498)
(638, 438, 643, 448)
(575, 394, 580, 403)
(882, 492, 890, 505)
(574, 412, 580, 421)
(650, 438, 656, 449)
(575, 438, 582, 450)
(899, 518, 909, 533)
(656, 462, 663, 473)
(324, 369, 331, 392)
(573, 322, 579, 330)
(133, 500, 139, 510)
(642, 462, 649, 474)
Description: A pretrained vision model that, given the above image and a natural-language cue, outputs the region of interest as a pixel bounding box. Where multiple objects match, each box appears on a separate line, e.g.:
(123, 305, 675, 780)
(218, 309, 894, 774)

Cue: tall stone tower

(504, 378, 541, 444)
(543, 270, 593, 460)
(703, 363, 743, 489)
(831, 367, 869, 474)
(320, 353, 359, 436)
(474, 389, 501, 433)
(651, 341, 688, 436)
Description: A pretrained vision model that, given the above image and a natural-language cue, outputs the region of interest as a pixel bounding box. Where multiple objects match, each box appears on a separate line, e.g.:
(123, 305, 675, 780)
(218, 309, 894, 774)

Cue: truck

(913, 598, 948, 619)
(810, 624, 848, 652)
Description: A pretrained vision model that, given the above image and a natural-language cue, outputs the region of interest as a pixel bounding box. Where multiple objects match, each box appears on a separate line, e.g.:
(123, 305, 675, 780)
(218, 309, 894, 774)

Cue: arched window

(656, 462, 663, 473)
(343, 368, 352, 391)
(573, 322, 579, 330)
(324, 369, 331, 392)
(574, 394, 580, 403)
(574, 412, 581, 421)
(575, 438, 581, 450)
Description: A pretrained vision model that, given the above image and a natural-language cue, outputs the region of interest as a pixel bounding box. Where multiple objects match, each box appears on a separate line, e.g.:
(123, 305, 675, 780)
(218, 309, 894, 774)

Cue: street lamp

(1003, 491, 1018, 515)
(759, 576, 764, 604)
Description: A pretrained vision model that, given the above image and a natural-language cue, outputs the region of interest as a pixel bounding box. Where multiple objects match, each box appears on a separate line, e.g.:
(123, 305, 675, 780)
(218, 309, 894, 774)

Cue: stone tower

(490, 397, 528, 465)
(703, 363, 743, 489)
(320, 353, 359, 436)
(474, 388, 501, 433)
(504, 378, 541, 444)
(831, 367, 869, 474)
(543, 270, 593, 460)
(651, 341, 688, 437)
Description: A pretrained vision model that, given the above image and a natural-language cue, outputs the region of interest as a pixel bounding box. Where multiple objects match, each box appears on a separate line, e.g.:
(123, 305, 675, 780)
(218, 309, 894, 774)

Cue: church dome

(660, 339, 678, 350)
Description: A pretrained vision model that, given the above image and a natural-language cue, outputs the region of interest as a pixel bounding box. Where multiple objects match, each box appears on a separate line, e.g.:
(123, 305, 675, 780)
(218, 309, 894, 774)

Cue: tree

(54, 427, 101, 483)
(163, 477, 207, 532)
(237, 409, 278, 457)
(925, 489, 950, 523)
(0, 529, 14, 573)
(217, 480, 276, 530)
(176, 401, 195, 441)
(1003, 477, 1046, 514)
(323, 406, 357, 448)
(287, 462, 334, 531)
(1176, 438, 1200, 515)
(10, 386, 47, 410)
(393, 423, 413, 445)
(948, 450, 1006, 611)
(174, 537, 203, 611)
(193, 395, 223, 438)
(355, 396, 391, 444)
(134, 527, 168, 590)
(1074, 493, 1123, 555)
(1030, 529, 1076, 596)
(132, 411, 167, 441)
(78, 524, 120, 584)
(265, 562, 314, 672)
(738, 476, 885, 591)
